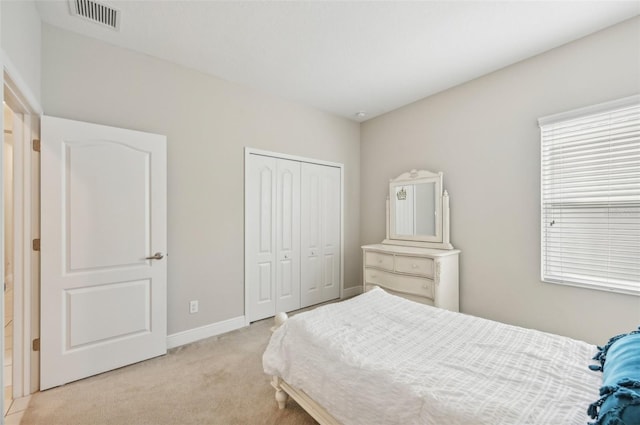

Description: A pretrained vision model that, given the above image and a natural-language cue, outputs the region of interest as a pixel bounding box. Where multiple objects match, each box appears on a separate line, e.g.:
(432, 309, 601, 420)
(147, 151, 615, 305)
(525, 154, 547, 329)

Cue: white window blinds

(539, 95, 640, 295)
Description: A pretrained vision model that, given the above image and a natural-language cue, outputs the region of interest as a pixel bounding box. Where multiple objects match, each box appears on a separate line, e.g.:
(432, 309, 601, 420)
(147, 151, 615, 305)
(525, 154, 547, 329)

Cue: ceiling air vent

(68, 0, 120, 31)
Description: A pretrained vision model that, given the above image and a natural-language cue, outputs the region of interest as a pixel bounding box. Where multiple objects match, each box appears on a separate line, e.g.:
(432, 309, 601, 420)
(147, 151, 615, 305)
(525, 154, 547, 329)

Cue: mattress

(263, 287, 601, 425)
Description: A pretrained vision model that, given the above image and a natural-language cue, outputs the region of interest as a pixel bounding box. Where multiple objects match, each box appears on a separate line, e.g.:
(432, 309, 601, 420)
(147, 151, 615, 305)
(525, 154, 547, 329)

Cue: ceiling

(36, 1, 639, 121)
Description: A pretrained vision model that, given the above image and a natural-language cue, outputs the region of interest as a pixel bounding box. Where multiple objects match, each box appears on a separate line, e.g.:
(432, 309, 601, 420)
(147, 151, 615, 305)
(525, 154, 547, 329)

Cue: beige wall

(1, 0, 41, 104)
(41, 25, 361, 335)
(29, 13, 640, 345)
(361, 17, 640, 345)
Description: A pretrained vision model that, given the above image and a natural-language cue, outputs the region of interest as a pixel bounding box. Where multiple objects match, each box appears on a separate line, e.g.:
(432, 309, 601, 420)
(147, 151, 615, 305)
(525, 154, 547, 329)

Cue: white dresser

(362, 243, 460, 312)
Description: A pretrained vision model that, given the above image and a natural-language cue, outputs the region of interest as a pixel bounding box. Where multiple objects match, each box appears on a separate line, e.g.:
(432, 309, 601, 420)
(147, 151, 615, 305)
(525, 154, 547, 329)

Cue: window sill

(542, 278, 640, 297)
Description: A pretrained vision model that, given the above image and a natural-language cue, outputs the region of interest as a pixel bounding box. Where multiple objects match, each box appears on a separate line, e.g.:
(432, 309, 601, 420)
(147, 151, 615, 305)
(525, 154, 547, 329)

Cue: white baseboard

(166, 315, 246, 349)
(342, 285, 363, 299)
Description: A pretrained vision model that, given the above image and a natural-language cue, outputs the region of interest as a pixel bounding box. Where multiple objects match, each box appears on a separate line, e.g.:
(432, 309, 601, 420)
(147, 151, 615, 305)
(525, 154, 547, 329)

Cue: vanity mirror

(383, 169, 454, 250)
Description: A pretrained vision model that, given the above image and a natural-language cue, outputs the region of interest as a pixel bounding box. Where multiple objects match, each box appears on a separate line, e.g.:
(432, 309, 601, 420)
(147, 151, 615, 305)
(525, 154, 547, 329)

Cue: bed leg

(271, 376, 289, 409)
(270, 312, 288, 332)
(275, 387, 288, 409)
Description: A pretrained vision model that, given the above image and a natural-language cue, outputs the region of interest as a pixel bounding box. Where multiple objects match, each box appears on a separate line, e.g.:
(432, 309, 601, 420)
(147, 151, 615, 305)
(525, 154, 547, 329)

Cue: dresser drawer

(364, 251, 394, 271)
(364, 268, 434, 299)
(394, 256, 433, 277)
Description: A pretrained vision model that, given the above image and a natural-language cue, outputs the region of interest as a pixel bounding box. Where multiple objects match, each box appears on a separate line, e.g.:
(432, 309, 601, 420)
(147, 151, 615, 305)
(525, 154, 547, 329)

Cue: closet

(245, 151, 342, 322)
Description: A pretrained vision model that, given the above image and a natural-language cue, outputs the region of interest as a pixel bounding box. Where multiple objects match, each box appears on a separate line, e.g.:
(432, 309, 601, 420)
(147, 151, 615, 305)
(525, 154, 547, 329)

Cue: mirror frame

(383, 169, 454, 250)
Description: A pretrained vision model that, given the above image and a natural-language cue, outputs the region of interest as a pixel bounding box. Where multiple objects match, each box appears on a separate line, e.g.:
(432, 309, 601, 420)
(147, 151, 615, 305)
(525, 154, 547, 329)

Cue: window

(539, 95, 640, 295)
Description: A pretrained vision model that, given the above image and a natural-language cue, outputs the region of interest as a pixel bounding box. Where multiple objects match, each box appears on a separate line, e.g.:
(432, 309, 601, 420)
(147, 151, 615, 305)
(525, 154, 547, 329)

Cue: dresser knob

(412, 263, 418, 268)
(378, 258, 382, 263)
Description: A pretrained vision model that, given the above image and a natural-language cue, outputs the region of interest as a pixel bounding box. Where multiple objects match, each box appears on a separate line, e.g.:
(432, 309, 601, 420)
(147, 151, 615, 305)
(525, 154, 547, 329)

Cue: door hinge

(32, 139, 41, 152)
(32, 338, 40, 351)
(32, 238, 40, 251)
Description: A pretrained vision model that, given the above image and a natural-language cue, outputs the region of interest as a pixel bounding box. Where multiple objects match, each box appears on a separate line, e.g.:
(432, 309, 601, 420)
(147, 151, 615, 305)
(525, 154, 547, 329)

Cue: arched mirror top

(383, 169, 454, 250)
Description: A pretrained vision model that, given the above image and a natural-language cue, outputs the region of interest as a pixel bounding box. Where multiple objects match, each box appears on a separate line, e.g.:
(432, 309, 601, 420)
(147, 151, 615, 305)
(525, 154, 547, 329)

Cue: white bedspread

(263, 287, 601, 425)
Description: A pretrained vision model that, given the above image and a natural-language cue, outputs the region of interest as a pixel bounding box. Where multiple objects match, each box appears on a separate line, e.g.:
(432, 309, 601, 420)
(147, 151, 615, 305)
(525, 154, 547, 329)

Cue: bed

(262, 287, 602, 425)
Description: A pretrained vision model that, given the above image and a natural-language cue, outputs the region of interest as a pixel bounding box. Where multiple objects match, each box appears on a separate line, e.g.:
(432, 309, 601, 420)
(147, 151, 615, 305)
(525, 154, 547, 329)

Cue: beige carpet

(20, 318, 318, 425)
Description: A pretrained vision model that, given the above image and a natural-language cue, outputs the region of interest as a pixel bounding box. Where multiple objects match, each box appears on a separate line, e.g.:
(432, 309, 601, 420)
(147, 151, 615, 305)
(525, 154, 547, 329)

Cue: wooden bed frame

(269, 312, 341, 425)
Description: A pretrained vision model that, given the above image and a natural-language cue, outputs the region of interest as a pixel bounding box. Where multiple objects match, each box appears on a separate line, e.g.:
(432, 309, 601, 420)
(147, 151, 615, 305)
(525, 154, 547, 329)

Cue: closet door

(275, 159, 301, 313)
(246, 155, 301, 322)
(301, 163, 341, 307)
(246, 154, 278, 322)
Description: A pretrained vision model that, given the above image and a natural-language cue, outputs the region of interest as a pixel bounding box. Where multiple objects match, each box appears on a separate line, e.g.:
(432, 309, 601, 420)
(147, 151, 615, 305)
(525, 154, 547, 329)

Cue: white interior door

(301, 163, 341, 307)
(40, 116, 167, 390)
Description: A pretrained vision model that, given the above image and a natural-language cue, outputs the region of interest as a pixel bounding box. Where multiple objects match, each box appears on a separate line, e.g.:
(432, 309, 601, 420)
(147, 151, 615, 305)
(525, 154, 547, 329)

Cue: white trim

(1, 46, 5, 423)
(542, 278, 640, 297)
(10, 110, 25, 400)
(245, 148, 343, 169)
(27, 113, 39, 395)
(244, 147, 345, 326)
(538, 94, 640, 127)
(0, 49, 43, 115)
(244, 150, 251, 327)
(340, 159, 344, 301)
(166, 316, 246, 349)
(341, 285, 362, 299)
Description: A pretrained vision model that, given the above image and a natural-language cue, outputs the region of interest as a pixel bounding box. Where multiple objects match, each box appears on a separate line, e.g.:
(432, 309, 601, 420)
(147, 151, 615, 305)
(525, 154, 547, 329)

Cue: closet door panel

(301, 165, 322, 307)
(321, 165, 341, 301)
(276, 159, 301, 313)
(301, 163, 341, 307)
(258, 263, 273, 301)
(246, 154, 277, 321)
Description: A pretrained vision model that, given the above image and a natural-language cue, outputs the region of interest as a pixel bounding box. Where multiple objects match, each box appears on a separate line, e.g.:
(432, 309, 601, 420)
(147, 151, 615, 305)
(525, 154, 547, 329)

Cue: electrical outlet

(189, 300, 199, 314)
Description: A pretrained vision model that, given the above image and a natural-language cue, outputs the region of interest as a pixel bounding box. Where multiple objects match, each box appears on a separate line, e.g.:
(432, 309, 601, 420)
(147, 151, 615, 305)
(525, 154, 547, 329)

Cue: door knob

(146, 252, 164, 260)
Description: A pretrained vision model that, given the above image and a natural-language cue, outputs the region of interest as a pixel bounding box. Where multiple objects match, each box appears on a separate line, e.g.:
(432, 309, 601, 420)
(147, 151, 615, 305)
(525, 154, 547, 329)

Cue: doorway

(2, 72, 42, 419)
